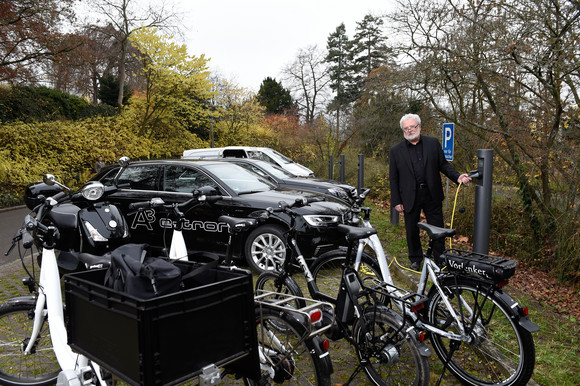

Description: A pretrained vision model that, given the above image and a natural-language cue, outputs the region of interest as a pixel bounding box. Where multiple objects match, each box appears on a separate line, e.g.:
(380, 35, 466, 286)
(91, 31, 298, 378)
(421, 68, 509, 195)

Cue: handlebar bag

(104, 243, 182, 299)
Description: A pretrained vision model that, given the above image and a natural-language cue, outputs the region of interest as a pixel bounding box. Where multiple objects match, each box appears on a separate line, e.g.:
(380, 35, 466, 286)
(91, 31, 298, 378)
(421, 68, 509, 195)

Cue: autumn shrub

(0, 107, 207, 205)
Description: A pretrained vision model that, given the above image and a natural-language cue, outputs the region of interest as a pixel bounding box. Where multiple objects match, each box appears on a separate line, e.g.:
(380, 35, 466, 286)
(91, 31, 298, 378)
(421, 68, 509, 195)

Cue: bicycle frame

(21, 228, 107, 385)
(355, 212, 473, 342)
(355, 210, 538, 343)
(133, 196, 334, 383)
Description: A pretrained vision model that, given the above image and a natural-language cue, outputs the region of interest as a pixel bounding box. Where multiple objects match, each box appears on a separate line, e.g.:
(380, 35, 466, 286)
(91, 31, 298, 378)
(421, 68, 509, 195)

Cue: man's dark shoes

(410, 261, 421, 271)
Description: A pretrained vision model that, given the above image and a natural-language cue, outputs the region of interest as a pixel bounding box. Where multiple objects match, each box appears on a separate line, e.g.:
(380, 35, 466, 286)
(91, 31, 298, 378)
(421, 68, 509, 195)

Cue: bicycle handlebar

(266, 196, 326, 215)
(128, 193, 224, 214)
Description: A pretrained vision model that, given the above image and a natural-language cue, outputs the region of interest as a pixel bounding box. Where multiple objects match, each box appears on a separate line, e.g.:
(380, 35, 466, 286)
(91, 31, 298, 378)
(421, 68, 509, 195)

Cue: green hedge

(0, 85, 117, 123)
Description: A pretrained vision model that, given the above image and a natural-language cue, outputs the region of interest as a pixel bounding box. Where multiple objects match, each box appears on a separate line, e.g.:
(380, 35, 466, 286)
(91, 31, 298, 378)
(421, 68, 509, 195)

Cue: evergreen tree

(326, 24, 356, 106)
(257, 77, 293, 114)
(326, 23, 356, 130)
(348, 14, 390, 100)
(98, 73, 132, 107)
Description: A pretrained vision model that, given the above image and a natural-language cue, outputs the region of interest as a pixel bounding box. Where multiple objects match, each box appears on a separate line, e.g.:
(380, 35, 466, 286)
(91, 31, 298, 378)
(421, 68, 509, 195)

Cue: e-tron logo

(131, 209, 227, 233)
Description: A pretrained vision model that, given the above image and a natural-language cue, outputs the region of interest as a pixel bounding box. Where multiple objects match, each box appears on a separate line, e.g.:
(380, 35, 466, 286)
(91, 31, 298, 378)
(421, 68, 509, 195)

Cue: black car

(92, 159, 357, 273)
(220, 158, 358, 204)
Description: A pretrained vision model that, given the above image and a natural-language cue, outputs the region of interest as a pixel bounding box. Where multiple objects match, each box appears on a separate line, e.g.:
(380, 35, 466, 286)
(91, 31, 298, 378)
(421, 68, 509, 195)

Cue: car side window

(163, 166, 218, 193)
(116, 165, 159, 190)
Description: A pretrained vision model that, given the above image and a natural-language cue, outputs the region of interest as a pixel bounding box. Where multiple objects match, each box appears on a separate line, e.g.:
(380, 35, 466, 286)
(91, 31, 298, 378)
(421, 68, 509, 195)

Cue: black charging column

(473, 149, 494, 255)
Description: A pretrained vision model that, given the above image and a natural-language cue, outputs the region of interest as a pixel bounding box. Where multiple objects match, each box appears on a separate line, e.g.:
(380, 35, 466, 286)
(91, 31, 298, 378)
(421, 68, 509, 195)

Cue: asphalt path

(0, 206, 29, 266)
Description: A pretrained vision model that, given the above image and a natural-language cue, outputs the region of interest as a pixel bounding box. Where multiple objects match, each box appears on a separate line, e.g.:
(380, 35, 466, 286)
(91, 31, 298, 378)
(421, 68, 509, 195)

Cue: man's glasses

(403, 124, 420, 132)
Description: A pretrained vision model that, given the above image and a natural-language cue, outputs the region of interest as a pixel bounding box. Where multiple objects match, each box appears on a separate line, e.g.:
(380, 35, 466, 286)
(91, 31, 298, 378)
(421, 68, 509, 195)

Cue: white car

(182, 146, 315, 177)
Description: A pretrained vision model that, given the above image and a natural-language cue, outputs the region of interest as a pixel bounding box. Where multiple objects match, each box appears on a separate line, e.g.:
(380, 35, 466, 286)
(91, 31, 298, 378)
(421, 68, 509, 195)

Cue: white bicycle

(0, 182, 112, 386)
(310, 193, 540, 386)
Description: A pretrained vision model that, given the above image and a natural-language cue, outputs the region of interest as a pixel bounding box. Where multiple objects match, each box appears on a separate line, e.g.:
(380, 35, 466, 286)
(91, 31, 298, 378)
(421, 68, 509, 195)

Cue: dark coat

(389, 135, 460, 213)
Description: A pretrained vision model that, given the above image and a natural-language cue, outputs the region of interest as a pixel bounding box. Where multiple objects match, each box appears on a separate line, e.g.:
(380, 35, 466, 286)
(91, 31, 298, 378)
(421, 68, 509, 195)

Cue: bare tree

(282, 45, 331, 125)
(0, 0, 78, 83)
(92, 0, 178, 106)
(387, 0, 580, 264)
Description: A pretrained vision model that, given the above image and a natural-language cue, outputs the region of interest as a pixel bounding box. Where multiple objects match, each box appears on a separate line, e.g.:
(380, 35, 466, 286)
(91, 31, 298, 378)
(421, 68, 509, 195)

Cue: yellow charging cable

(448, 181, 463, 249)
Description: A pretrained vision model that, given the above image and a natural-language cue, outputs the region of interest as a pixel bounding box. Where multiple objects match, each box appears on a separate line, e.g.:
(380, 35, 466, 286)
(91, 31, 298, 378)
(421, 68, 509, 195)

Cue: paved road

(0, 206, 29, 266)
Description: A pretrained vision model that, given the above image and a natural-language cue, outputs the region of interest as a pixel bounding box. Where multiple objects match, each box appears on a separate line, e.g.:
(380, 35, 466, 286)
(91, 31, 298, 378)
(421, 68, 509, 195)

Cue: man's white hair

(400, 114, 421, 129)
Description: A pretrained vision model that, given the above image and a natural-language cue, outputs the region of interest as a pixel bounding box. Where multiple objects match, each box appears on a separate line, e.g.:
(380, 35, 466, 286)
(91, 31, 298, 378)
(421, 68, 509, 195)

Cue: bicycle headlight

(303, 214, 339, 227)
(81, 181, 105, 201)
(84, 221, 108, 242)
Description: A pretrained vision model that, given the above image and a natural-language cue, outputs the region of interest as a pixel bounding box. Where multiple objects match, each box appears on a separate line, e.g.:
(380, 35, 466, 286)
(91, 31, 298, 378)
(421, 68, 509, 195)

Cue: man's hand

(395, 204, 404, 213)
(458, 173, 471, 184)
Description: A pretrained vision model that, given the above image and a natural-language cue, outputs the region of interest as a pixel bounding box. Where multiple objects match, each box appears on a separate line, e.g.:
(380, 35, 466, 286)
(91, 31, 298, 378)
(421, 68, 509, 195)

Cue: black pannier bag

(104, 243, 182, 299)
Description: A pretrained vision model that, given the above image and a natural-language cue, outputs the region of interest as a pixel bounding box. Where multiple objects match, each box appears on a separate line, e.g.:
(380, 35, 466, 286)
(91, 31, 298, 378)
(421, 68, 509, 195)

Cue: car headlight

(303, 214, 340, 227)
(81, 181, 105, 201)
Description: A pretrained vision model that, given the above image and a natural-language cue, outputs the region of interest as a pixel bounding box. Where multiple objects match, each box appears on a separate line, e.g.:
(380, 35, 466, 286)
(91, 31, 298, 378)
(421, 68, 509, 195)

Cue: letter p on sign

(443, 123, 454, 161)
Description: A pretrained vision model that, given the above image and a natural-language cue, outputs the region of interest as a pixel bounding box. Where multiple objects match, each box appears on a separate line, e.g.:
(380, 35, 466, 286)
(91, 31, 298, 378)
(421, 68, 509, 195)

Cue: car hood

(236, 188, 350, 214)
(284, 162, 315, 177)
(284, 177, 354, 190)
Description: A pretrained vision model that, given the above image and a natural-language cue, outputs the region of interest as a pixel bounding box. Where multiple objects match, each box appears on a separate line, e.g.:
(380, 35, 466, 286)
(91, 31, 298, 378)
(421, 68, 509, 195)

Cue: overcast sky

(179, 0, 395, 91)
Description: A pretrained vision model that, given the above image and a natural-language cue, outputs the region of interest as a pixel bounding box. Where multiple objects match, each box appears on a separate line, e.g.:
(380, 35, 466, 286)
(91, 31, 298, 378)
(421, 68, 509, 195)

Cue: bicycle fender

(7, 295, 37, 306)
(417, 341, 433, 357)
(494, 289, 540, 333)
(311, 335, 334, 375)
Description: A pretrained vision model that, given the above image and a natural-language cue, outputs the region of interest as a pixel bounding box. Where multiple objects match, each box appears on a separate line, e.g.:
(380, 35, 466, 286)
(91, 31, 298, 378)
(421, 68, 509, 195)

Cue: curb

(0, 205, 26, 213)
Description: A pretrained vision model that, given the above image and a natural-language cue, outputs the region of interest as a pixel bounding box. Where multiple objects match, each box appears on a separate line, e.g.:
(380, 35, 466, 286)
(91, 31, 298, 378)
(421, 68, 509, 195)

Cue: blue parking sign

(443, 123, 454, 161)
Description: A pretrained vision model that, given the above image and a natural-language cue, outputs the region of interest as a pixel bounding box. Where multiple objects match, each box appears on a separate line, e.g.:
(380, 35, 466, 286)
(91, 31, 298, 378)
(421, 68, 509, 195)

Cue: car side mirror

(195, 186, 218, 196)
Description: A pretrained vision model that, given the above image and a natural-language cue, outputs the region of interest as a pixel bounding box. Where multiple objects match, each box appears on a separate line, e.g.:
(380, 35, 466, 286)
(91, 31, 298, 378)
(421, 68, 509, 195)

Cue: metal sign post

(443, 123, 454, 162)
(443, 123, 455, 210)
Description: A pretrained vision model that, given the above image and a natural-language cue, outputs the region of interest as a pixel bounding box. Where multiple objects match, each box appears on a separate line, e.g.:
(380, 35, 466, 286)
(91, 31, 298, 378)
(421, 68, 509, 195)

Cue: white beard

(404, 132, 420, 143)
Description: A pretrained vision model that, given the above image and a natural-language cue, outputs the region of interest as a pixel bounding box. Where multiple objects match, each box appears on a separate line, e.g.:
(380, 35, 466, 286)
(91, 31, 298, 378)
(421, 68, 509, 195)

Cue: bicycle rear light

(497, 279, 509, 288)
(411, 301, 425, 313)
(309, 309, 323, 324)
(418, 332, 427, 343)
(320, 339, 330, 352)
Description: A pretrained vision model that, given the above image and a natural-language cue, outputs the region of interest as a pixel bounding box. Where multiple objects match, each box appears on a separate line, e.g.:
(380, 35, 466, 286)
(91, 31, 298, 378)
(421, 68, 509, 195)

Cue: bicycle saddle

(337, 224, 377, 241)
(417, 222, 456, 240)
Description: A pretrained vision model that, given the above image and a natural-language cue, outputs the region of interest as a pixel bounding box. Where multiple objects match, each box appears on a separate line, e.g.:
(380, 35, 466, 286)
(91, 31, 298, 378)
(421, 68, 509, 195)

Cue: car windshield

(270, 149, 294, 164)
(204, 163, 276, 194)
(251, 160, 295, 179)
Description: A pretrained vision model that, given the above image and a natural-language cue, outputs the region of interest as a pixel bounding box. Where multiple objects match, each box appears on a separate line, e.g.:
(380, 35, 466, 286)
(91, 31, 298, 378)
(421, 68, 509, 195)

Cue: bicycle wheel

(255, 271, 306, 309)
(0, 302, 60, 386)
(427, 277, 536, 385)
(353, 306, 430, 385)
(249, 305, 332, 385)
(311, 249, 382, 300)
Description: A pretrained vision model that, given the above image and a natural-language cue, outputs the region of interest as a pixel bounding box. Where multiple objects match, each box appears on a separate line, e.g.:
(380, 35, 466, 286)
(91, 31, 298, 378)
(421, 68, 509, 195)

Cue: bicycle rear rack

(254, 290, 336, 338)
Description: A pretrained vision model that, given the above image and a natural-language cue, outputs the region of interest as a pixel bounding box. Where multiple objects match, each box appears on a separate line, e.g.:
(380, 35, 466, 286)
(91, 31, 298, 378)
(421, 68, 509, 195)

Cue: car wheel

(245, 224, 287, 273)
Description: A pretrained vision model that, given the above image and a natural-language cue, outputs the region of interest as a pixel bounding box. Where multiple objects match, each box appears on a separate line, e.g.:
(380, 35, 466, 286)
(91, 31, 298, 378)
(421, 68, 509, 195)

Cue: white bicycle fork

(27, 247, 106, 385)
